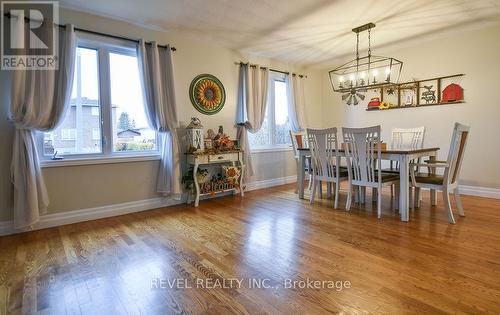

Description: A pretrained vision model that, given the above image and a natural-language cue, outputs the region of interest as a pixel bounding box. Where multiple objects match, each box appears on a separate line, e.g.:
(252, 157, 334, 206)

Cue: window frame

(90, 106, 99, 116)
(38, 32, 160, 166)
(249, 71, 292, 152)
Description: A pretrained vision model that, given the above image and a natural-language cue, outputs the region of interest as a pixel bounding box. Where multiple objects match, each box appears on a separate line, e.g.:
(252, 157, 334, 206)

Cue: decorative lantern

(186, 117, 204, 152)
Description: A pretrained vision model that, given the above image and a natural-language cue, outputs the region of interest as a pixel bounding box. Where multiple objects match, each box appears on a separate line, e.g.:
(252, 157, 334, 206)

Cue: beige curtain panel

(236, 63, 270, 182)
(10, 24, 77, 229)
(287, 74, 307, 132)
(138, 40, 181, 195)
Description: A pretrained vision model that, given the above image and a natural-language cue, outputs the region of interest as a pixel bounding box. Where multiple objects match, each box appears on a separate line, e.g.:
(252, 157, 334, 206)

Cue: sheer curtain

(137, 40, 181, 195)
(10, 24, 76, 229)
(236, 63, 270, 182)
(287, 74, 307, 132)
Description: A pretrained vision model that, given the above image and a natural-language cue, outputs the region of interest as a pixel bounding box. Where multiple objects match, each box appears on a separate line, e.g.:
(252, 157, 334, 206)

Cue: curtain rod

(4, 13, 176, 51)
(235, 62, 307, 78)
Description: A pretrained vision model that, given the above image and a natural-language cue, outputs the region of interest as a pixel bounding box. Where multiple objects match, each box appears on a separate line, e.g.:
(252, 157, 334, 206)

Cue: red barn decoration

(368, 97, 381, 108)
(441, 83, 463, 102)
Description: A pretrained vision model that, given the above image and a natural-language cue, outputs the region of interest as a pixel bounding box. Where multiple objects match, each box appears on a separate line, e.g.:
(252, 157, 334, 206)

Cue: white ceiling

(60, 0, 500, 66)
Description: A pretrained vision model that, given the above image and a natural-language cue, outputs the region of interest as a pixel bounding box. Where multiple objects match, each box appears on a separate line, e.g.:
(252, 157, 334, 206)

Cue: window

(110, 52, 156, 152)
(60, 129, 76, 140)
(40, 34, 157, 160)
(248, 72, 292, 149)
(92, 128, 100, 140)
(43, 47, 100, 155)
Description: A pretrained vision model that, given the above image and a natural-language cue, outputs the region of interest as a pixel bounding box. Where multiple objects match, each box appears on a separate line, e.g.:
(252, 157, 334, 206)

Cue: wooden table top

(298, 147, 440, 154)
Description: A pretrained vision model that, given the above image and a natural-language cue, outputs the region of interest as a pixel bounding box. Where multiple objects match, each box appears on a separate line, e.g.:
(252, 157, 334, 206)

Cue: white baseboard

(1, 178, 495, 236)
(0, 175, 297, 236)
(459, 185, 500, 199)
(0, 221, 13, 237)
(0, 196, 183, 236)
(245, 175, 297, 191)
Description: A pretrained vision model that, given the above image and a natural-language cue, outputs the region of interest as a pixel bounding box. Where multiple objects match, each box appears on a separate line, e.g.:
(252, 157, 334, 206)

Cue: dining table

(297, 147, 440, 222)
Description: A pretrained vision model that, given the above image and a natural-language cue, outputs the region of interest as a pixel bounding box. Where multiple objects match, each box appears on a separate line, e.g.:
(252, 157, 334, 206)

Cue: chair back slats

(391, 127, 425, 149)
(306, 128, 339, 180)
(342, 126, 381, 184)
(446, 123, 470, 184)
(290, 130, 307, 159)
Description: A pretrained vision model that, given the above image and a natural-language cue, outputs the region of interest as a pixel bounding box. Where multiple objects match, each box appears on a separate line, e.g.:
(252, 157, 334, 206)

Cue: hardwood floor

(1, 184, 500, 314)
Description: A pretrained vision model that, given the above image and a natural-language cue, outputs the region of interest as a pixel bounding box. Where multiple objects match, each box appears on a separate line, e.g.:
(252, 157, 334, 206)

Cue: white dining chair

(410, 123, 470, 224)
(342, 126, 400, 218)
(384, 126, 426, 208)
(290, 130, 312, 192)
(307, 128, 348, 209)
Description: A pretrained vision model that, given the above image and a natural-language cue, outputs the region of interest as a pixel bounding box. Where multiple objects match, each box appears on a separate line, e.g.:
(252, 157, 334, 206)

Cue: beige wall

(0, 9, 324, 221)
(320, 23, 500, 189)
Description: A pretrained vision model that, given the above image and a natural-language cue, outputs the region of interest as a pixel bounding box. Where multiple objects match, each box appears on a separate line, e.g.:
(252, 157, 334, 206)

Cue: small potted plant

(181, 166, 209, 192)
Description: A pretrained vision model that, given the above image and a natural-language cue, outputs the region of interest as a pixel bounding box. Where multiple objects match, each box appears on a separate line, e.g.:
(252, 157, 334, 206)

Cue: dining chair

(384, 126, 426, 207)
(290, 130, 312, 192)
(410, 122, 470, 224)
(387, 126, 426, 170)
(306, 128, 348, 209)
(342, 126, 400, 218)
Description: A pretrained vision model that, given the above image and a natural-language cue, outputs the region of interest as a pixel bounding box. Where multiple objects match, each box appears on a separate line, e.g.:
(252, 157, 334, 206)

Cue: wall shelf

(366, 100, 464, 111)
(364, 73, 465, 111)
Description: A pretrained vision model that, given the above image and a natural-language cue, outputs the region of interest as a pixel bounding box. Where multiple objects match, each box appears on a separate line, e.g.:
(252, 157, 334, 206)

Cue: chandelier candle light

(329, 23, 403, 105)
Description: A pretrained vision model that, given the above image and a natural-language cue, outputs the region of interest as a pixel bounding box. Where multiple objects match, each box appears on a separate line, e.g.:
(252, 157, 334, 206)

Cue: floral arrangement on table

(199, 125, 239, 154)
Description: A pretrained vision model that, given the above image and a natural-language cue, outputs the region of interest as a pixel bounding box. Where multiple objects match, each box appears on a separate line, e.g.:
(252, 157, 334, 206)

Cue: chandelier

(329, 23, 403, 105)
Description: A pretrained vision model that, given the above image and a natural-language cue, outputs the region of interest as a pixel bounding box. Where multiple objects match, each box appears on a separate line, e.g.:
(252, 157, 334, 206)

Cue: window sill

(251, 146, 293, 154)
(40, 154, 162, 168)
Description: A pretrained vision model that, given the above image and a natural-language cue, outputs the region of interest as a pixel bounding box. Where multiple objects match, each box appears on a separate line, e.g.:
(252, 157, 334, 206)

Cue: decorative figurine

(213, 125, 224, 142)
(421, 85, 436, 104)
(204, 138, 213, 150)
(441, 83, 464, 102)
(207, 129, 216, 140)
(368, 97, 381, 108)
(403, 90, 415, 106)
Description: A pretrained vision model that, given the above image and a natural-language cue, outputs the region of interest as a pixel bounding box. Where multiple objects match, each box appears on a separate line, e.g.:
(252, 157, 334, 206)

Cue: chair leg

(394, 183, 400, 211)
(326, 182, 332, 199)
(334, 181, 339, 209)
(454, 187, 465, 217)
(415, 187, 421, 208)
(372, 187, 377, 203)
(346, 184, 352, 211)
(409, 187, 413, 210)
(310, 177, 316, 204)
(295, 160, 299, 194)
(443, 187, 456, 224)
(377, 187, 382, 219)
(354, 186, 359, 203)
(317, 181, 323, 199)
(307, 174, 312, 190)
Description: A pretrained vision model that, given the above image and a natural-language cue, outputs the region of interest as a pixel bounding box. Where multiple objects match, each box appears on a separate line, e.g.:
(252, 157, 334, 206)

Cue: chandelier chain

(356, 32, 360, 61)
(368, 28, 372, 57)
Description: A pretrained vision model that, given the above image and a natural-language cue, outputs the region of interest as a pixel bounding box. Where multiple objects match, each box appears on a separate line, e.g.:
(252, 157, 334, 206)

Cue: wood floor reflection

(1, 183, 500, 314)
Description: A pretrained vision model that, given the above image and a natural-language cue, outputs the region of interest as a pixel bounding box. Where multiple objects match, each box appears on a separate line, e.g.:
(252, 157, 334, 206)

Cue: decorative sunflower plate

(189, 74, 226, 115)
